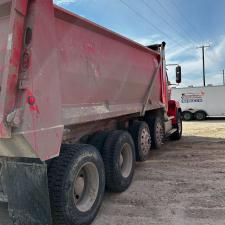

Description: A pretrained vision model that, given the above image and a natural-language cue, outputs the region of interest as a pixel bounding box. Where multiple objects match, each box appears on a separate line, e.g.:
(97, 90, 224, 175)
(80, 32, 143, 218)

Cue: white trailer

(171, 85, 225, 120)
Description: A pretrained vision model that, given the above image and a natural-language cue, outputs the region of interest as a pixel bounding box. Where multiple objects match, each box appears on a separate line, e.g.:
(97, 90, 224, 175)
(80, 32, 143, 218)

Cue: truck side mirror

(176, 66, 182, 83)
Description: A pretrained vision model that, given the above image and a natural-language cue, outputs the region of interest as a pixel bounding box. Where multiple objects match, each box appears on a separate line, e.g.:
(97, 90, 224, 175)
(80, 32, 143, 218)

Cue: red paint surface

(0, 0, 28, 135)
(27, 95, 35, 105)
(0, 66, 4, 74)
(168, 100, 180, 124)
(15, 0, 28, 16)
(55, 7, 161, 106)
(25, 90, 40, 113)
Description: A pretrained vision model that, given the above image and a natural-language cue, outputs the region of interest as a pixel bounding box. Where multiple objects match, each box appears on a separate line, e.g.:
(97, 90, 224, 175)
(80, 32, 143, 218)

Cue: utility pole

(196, 45, 210, 87)
(222, 69, 225, 85)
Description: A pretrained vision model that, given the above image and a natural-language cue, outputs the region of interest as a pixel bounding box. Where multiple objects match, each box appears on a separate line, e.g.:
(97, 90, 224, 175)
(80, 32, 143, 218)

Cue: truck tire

(147, 117, 164, 149)
(48, 144, 105, 225)
(182, 111, 193, 121)
(195, 111, 206, 121)
(88, 131, 108, 153)
(102, 130, 135, 192)
(170, 112, 182, 140)
(129, 121, 151, 161)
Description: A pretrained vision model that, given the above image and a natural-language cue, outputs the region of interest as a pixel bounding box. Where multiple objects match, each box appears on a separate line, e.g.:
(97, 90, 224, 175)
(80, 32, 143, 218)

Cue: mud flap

(2, 161, 52, 225)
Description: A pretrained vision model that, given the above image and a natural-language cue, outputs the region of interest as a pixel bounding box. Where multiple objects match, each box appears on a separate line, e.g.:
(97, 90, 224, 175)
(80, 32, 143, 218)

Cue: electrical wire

(118, 0, 185, 48)
(154, 0, 201, 45)
(141, 0, 198, 46)
(168, 0, 205, 42)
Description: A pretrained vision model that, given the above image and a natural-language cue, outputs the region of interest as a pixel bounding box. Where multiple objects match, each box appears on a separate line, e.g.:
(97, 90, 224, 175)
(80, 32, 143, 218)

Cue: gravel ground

(1, 120, 225, 225)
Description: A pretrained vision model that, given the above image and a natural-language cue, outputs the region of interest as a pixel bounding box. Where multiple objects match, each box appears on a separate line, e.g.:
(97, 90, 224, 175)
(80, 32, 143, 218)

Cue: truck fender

(168, 100, 181, 125)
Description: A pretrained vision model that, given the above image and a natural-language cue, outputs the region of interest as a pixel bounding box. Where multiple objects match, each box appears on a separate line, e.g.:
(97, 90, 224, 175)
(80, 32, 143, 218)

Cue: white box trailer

(171, 85, 225, 120)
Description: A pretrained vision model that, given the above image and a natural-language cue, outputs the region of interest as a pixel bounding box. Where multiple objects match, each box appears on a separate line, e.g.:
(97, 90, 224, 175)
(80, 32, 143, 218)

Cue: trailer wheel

(88, 131, 108, 153)
(170, 112, 182, 140)
(102, 130, 135, 192)
(129, 121, 151, 161)
(147, 117, 164, 149)
(195, 111, 206, 121)
(48, 144, 105, 225)
(183, 111, 193, 121)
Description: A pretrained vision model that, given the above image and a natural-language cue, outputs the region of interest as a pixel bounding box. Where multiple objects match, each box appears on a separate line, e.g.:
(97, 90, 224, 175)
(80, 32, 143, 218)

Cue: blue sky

(54, 0, 225, 87)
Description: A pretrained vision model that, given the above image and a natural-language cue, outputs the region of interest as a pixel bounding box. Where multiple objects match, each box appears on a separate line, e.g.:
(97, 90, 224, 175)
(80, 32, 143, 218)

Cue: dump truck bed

(0, 0, 165, 161)
(54, 6, 162, 125)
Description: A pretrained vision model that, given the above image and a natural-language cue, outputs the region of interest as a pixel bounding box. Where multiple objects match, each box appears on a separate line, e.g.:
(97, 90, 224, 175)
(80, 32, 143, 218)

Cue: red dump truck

(0, 1, 182, 225)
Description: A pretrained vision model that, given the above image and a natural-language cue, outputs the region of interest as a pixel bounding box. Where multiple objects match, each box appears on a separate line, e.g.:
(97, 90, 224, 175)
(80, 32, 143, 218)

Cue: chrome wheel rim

(120, 143, 133, 178)
(74, 162, 99, 212)
(155, 122, 163, 144)
(140, 128, 151, 155)
(177, 117, 182, 134)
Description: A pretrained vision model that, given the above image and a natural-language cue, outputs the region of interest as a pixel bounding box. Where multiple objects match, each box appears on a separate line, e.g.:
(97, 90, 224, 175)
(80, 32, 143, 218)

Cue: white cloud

(54, 0, 77, 5)
(134, 34, 162, 46)
(166, 44, 194, 62)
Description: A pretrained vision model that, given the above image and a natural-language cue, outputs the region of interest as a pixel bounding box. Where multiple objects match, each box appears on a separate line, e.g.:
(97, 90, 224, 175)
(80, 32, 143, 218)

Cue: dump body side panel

(54, 7, 163, 126)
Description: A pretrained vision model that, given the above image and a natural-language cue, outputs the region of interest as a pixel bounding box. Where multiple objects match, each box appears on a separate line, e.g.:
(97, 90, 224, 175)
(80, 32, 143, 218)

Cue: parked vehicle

(0, 1, 182, 225)
(171, 85, 225, 121)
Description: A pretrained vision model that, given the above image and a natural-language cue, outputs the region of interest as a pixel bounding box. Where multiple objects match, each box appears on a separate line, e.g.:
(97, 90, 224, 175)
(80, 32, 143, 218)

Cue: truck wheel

(102, 130, 135, 192)
(88, 131, 108, 153)
(129, 121, 151, 161)
(195, 111, 206, 121)
(147, 117, 164, 149)
(183, 111, 193, 121)
(170, 112, 182, 140)
(48, 144, 105, 225)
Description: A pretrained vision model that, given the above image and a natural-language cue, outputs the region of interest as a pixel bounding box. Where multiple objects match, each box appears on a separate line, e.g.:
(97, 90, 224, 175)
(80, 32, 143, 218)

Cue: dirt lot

(1, 120, 225, 225)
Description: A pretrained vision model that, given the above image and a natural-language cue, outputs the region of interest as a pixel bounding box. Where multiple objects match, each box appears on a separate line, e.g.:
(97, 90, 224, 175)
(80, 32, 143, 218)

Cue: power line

(118, 0, 185, 48)
(220, 69, 225, 85)
(141, 0, 198, 46)
(169, 0, 205, 42)
(196, 45, 210, 87)
(223, 69, 225, 85)
(154, 0, 200, 45)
